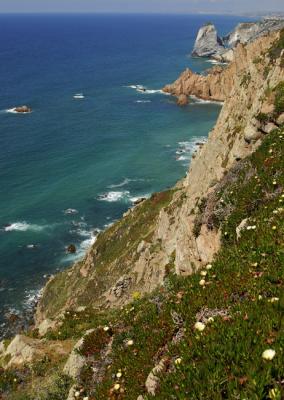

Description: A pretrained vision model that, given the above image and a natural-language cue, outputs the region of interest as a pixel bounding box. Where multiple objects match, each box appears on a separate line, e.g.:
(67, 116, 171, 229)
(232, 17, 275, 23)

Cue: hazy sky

(0, 0, 283, 14)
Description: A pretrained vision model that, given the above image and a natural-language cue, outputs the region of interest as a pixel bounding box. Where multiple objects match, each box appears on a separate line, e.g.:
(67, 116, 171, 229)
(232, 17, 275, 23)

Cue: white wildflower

(194, 322, 206, 332)
(262, 349, 276, 360)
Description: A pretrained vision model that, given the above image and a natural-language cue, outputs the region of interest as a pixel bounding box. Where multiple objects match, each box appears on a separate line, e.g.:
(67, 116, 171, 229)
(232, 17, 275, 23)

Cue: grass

(268, 28, 284, 67)
(274, 82, 284, 116)
(2, 128, 284, 400)
(40, 127, 283, 400)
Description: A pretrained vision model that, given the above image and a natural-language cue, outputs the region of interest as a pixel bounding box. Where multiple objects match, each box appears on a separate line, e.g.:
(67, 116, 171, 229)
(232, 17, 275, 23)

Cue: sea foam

(98, 191, 130, 202)
(4, 222, 45, 232)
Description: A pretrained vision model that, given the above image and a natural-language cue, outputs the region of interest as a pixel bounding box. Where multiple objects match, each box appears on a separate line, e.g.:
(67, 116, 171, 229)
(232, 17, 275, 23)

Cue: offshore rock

(192, 23, 224, 58)
(14, 105, 32, 113)
(177, 94, 189, 106)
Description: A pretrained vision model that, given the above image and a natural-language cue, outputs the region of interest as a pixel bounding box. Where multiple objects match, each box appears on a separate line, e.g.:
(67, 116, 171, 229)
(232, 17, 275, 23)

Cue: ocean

(0, 13, 253, 336)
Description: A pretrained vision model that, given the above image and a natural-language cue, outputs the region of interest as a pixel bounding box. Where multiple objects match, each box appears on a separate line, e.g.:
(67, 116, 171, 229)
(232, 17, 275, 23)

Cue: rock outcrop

(192, 23, 224, 58)
(14, 105, 32, 113)
(224, 17, 284, 48)
(35, 29, 284, 325)
(192, 17, 284, 62)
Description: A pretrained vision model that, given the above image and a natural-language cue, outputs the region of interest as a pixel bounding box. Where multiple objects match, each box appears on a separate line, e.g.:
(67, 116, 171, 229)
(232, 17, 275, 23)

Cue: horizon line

(0, 10, 279, 16)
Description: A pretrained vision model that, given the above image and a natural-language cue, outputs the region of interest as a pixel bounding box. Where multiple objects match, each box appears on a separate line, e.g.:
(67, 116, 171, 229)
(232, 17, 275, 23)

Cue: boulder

(37, 318, 58, 337)
(64, 330, 94, 379)
(177, 94, 189, 106)
(145, 359, 166, 395)
(137, 240, 147, 254)
(262, 122, 278, 134)
(4, 335, 43, 367)
(276, 113, 284, 125)
(192, 23, 224, 58)
(236, 218, 248, 240)
(244, 126, 262, 143)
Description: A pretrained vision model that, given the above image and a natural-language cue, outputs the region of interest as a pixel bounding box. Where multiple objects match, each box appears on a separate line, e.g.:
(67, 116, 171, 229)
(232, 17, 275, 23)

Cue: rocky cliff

(35, 29, 284, 325)
(192, 17, 284, 62)
(1, 26, 284, 400)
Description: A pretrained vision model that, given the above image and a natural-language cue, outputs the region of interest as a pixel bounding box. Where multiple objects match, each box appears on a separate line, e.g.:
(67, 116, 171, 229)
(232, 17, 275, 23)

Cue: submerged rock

(192, 23, 224, 58)
(177, 94, 189, 106)
(67, 244, 76, 254)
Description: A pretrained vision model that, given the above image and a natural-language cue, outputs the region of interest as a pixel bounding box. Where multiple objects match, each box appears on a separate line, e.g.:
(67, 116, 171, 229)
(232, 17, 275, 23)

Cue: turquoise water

(0, 13, 252, 334)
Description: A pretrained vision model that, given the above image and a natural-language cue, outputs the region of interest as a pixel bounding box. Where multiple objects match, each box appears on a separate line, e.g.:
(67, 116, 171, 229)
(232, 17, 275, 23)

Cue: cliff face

(164, 32, 279, 102)
(225, 17, 284, 48)
(36, 30, 284, 324)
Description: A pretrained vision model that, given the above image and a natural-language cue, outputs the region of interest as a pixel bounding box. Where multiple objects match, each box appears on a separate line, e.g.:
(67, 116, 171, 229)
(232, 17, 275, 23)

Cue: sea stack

(192, 23, 224, 58)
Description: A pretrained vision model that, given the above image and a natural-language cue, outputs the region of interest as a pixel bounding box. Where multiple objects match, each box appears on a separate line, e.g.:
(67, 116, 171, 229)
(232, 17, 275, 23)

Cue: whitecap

(125, 84, 170, 96)
(23, 288, 43, 310)
(135, 100, 152, 103)
(4, 222, 45, 232)
(206, 59, 228, 65)
(176, 137, 207, 165)
(97, 191, 130, 202)
(190, 95, 223, 105)
(107, 177, 147, 189)
(108, 178, 131, 189)
(73, 93, 85, 99)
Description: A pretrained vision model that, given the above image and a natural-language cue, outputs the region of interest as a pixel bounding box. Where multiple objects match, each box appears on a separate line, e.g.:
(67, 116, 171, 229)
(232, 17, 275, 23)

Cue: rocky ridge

(192, 17, 284, 62)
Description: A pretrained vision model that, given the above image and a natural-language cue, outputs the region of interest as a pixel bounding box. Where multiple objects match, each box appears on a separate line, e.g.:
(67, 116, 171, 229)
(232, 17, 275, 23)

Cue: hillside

(0, 28, 283, 400)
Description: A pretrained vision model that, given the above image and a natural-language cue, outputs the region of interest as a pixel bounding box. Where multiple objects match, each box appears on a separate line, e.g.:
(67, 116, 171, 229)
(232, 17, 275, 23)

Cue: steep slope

(1, 123, 284, 400)
(35, 30, 284, 325)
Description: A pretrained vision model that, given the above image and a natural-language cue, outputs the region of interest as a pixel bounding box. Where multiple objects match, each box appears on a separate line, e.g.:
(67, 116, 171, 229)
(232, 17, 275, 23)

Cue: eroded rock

(177, 94, 189, 106)
(192, 23, 224, 58)
(145, 359, 166, 395)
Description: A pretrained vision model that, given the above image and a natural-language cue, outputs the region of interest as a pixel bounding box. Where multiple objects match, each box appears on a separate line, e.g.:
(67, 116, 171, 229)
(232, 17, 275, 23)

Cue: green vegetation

(256, 112, 271, 123)
(274, 82, 284, 116)
(240, 72, 252, 88)
(2, 128, 284, 400)
(268, 28, 284, 67)
(39, 189, 176, 319)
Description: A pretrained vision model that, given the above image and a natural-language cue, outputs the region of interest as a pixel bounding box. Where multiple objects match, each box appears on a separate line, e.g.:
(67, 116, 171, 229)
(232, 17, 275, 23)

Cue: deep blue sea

(0, 13, 254, 335)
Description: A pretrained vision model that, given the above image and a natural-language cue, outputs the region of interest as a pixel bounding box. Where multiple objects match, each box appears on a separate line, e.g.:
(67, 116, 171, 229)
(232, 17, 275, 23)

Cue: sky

(0, 0, 283, 14)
